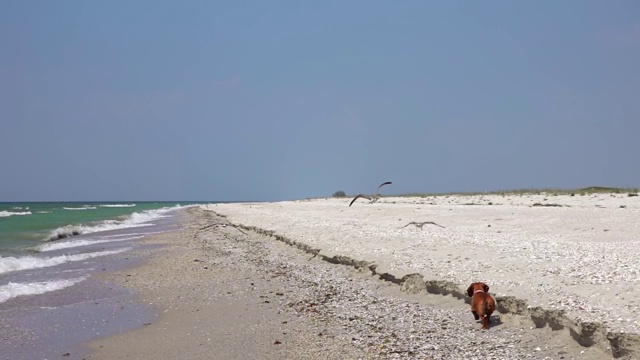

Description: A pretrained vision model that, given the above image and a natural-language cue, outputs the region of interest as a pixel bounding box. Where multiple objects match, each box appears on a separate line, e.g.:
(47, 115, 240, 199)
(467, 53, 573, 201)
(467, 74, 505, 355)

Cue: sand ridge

(206, 193, 640, 357)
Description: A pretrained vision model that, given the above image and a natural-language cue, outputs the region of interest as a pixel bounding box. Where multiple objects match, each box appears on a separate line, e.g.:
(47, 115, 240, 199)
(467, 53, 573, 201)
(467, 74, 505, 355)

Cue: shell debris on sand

(205, 193, 640, 357)
(188, 209, 611, 359)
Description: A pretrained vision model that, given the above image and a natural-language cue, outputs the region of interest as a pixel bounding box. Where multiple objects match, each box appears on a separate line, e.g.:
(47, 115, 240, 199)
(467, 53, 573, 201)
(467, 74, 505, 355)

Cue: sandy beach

(198, 192, 640, 359)
(75, 196, 638, 359)
(86, 208, 367, 360)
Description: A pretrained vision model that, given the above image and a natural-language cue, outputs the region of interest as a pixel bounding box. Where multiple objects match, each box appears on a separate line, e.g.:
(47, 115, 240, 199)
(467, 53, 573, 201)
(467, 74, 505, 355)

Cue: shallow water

(0, 208, 190, 359)
(0, 202, 191, 251)
(0, 202, 204, 303)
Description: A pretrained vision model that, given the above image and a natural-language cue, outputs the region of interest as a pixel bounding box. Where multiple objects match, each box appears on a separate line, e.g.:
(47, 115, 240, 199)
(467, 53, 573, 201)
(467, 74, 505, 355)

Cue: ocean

(0, 202, 204, 305)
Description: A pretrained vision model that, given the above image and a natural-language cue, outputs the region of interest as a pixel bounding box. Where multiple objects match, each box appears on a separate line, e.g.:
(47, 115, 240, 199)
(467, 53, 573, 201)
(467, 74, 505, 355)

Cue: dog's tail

(482, 299, 489, 318)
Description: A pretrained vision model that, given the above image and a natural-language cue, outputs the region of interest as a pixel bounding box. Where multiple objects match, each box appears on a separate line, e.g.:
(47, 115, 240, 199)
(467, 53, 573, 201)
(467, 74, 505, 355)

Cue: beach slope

(85, 205, 624, 359)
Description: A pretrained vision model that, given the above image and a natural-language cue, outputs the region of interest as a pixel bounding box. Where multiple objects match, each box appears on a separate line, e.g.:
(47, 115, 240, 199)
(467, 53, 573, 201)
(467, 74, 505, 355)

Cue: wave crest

(44, 205, 187, 242)
(38, 235, 144, 252)
(0, 211, 32, 217)
(0, 277, 87, 303)
(0, 248, 131, 274)
(100, 204, 136, 208)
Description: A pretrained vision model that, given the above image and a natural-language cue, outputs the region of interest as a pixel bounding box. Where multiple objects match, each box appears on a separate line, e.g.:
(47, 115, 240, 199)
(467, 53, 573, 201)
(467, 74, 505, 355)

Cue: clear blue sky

(2, 1, 639, 201)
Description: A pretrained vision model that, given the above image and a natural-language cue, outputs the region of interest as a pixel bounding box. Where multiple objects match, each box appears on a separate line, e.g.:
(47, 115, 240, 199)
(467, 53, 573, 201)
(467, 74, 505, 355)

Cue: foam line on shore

(206, 211, 640, 359)
(0, 277, 87, 303)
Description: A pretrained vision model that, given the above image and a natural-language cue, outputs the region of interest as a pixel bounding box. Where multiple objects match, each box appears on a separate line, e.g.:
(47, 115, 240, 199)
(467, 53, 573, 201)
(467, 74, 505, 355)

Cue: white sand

(205, 192, 640, 335)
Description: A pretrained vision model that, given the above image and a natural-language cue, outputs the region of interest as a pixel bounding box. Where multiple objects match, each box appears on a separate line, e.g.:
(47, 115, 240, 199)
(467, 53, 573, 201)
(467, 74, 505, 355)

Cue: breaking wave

(37, 235, 145, 252)
(100, 204, 136, 208)
(63, 207, 97, 210)
(0, 211, 32, 217)
(0, 277, 87, 303)
(0, 248, 131, 275)
(44, 205, 185, 242)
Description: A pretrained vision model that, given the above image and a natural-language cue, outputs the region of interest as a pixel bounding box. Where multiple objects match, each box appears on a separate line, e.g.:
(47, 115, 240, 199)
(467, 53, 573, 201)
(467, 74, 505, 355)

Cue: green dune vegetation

(385, 186, 639, 198)
(328, 186, 639, 200)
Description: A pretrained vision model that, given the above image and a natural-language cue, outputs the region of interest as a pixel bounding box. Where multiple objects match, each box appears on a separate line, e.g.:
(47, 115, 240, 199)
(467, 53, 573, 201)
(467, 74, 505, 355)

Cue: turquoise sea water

(0, 202, 198, 252)
(0, 201, 209, 304)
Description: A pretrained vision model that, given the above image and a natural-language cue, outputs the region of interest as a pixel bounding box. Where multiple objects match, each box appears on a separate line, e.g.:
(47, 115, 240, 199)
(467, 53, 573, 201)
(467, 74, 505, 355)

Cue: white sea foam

(100, 204, 136, 208)
(63, 207, 97, 210)
(0, 248, 131, 274)
(0, 277, 87, 303)
(11, 206, 29, 210)
(0, 211, 32, 217)
(101, 232, 152, 238)
(45, 205, 187, 241)
(98, 230, 166, 238)
(37, 235, 144, 252)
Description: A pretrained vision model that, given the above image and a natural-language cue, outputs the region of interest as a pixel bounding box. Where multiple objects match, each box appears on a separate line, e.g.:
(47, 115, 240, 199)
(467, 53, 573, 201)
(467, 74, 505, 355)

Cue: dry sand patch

(207, 193, 640, 357)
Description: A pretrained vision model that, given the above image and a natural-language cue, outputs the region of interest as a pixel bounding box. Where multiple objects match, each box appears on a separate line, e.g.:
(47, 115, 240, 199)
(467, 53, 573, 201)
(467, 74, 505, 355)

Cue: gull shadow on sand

(400, 221, 446, 229)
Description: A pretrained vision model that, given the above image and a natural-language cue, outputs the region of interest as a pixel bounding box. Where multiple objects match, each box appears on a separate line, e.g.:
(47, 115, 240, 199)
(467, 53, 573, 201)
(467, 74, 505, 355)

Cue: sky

(1, 1, 639, 201)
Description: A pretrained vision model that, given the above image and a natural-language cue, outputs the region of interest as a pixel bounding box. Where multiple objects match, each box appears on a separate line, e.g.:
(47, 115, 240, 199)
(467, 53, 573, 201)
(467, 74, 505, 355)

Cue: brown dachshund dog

(467, 282, 496, 330)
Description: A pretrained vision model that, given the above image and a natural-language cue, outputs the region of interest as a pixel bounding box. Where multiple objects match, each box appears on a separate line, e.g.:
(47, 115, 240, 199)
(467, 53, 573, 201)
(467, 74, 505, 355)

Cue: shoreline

(85, 207, 368, 359)
(0, 243, 158, 360)
(0, 209, 186, 360)
(82, 207, 619, 359)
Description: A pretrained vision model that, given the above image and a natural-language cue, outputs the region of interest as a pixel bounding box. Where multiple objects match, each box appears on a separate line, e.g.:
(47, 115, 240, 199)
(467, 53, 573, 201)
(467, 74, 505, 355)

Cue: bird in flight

(349, 181, 392, 207)
(348, 194, 372, 207)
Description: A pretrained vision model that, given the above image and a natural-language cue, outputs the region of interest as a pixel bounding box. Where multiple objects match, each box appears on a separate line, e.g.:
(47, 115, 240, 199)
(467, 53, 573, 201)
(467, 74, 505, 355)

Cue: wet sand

(0, 212, 183, 360)
(0, 248, 155, 360)
(85, 208, 366, 360)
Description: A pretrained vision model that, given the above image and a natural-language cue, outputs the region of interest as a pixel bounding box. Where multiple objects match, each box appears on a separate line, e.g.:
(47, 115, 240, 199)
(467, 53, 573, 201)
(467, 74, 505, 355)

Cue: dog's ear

(483, 284, 489, 293)
(467, 284, 474, 297)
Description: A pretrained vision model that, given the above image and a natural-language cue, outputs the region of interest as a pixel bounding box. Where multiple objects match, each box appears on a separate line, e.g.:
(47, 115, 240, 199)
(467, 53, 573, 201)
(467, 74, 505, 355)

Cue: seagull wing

(374, 181, 392, 197)
(349, 194, 372, 207)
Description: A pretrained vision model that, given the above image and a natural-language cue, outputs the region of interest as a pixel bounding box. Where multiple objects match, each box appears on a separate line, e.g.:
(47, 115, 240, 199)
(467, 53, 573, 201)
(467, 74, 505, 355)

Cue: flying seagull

(369, 181, 392, 204)
(348, 181, 392, 207)
(348, 194, 372, 207)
